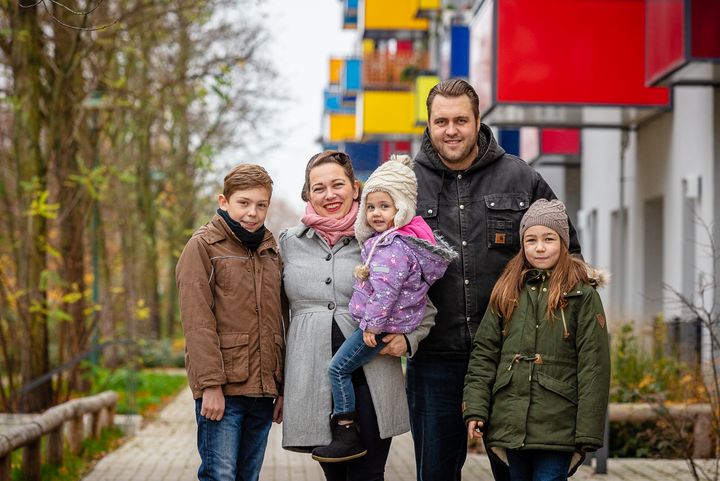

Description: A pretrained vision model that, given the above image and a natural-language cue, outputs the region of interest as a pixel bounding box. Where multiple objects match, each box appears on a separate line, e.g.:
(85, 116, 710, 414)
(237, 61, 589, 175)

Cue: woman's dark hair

(301, 150, 360, 202)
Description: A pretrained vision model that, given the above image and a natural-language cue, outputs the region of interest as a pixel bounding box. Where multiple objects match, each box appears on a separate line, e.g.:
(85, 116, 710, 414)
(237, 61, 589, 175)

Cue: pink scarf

(301, 201, 359, 247)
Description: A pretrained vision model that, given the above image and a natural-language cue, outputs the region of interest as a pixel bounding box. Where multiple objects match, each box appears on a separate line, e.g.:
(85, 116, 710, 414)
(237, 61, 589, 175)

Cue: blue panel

(324, 89, 355, 114)
(346, 0, 358, 10)
(344, 59, 362, 92)
(450, 25, 470, 78)
(498, 128, 520, 156)
(344, 142, 381, 172)
(323, 142, 340, 151)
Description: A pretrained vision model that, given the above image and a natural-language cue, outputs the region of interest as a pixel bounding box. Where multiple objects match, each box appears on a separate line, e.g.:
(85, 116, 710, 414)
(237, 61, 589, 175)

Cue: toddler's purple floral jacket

(349, 216, 457, 334)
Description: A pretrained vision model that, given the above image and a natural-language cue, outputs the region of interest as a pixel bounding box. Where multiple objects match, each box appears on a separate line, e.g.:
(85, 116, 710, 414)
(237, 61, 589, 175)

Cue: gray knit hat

(354, 154, 417, 243)
(519, 199, 570, 247)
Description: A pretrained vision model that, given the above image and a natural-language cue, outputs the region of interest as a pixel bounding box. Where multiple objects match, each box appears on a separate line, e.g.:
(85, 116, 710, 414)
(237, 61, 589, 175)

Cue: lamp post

(82, 90, 107, 367)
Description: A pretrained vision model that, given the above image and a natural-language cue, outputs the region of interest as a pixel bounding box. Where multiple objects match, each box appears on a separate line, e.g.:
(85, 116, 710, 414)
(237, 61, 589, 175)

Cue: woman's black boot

(311, 412, 367, 463)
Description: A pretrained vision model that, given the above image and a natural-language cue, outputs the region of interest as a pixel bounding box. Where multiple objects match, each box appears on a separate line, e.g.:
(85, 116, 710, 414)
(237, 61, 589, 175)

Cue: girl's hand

(467, 419, 484, 439)
(363, 330, 377, 347)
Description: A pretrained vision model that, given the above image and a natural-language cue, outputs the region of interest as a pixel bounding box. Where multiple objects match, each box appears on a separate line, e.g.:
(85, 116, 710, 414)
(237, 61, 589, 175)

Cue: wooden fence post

(22, 439, 41, 481)
(0, 454, 10, 481)
(67, 414, 84, 455)
(47, 425, 64, 465)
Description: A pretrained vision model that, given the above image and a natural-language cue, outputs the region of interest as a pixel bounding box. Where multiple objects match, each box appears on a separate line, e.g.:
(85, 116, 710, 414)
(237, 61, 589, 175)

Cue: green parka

(463, 269, 610, 457)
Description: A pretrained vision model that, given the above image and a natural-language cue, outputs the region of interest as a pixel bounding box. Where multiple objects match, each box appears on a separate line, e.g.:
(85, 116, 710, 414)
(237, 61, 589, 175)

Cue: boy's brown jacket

(176, 214, 286, 400)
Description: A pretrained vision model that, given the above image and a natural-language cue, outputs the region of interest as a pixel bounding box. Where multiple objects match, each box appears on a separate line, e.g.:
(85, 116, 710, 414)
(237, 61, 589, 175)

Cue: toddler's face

(365, 191, 398, 233)
(523, 225, 561, 270)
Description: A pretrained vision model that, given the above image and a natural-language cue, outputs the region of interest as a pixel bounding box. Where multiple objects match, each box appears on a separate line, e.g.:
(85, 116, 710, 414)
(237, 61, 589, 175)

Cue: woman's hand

(363, 330, 377, 347)
(201, 386, 225, 421)
(467, 419, 484, 439)
(273, 396, 284, 424)
(379, 333, 407, 357)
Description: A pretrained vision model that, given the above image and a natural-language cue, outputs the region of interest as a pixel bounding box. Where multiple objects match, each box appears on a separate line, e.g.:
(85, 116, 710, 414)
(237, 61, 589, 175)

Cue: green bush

(609, 322, 705, 458)
(138, 338, 185, 368)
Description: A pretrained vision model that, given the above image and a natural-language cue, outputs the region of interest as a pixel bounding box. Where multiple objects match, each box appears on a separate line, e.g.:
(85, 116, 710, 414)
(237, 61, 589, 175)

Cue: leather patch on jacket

(596, 314, 606, 329)
(495, 233, 506, 244)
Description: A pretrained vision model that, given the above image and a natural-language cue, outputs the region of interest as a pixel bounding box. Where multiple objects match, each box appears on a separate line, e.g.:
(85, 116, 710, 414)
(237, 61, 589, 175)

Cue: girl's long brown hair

(489, 241, 591, 330)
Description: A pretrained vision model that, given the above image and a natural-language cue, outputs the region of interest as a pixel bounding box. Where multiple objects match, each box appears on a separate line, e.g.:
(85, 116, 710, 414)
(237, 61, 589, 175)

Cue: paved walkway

(82, 387, 714, 481)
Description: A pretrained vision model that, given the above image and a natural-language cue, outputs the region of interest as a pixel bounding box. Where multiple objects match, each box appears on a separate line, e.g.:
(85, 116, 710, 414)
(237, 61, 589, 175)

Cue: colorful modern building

(322, 0, 720, 364)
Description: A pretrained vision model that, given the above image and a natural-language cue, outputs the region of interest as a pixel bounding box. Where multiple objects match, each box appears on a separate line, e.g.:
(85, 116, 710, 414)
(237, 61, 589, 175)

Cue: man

(408, 78, 582, 481)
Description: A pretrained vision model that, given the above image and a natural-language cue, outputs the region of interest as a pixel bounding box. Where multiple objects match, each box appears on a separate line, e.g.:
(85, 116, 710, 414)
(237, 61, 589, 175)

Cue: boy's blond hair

(223, 164, 273, 199)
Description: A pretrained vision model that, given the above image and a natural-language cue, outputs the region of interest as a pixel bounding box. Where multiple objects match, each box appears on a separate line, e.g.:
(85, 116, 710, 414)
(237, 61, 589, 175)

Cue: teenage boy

(176, 163, 286, 481)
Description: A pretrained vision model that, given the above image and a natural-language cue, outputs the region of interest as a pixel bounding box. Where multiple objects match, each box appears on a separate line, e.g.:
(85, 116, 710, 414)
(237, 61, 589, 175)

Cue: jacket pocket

(219, 333, 250, 383)
(418, 201, 439, 230)
(492, 368, 514, 396)
(273, 334, 285, 384)
(485, 194, 530, 249)
(536, 370, 578, 405)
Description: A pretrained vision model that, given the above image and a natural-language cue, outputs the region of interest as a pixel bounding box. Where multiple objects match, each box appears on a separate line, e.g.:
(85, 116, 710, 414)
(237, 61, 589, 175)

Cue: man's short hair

(223, 163, 273, 199)
(426, 78, 480, 120)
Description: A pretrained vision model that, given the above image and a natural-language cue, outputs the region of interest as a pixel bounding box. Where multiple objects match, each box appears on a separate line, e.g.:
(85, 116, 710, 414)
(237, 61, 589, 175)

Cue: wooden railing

(0, 391, 118, 481)
(609, 402, 714, 458)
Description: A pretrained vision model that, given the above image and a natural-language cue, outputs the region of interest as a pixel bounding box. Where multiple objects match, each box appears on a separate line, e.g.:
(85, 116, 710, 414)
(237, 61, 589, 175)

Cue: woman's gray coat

(280, 224, 436, 451)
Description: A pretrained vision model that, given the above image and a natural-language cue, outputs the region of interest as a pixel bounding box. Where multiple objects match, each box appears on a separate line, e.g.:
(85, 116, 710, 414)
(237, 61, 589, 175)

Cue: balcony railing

(362, 51, 429, 91)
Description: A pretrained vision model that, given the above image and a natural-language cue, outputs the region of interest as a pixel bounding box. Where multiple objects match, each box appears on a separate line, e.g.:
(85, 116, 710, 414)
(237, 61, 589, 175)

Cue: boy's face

(218, 187, 271, 232)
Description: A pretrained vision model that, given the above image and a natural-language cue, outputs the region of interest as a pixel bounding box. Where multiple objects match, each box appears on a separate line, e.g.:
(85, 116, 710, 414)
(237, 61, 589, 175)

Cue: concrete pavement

(81, 386, 714, 481)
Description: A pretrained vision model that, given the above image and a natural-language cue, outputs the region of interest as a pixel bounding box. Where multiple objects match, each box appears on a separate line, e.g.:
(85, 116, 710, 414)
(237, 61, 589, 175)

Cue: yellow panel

(329, 113, 356, 142)
(329, 58, 343, 84)
(365, 0, 428, 31)
(363, 39, 375, 54)
(363, 91, 424, 136)
(414, 75, 439, 124)
(418, 0, 441, 10)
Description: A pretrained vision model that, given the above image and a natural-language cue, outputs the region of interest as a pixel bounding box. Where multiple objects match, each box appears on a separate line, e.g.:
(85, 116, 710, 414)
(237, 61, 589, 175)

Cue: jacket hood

(403, 233, 458, 281)
(416, 123, 505, 173)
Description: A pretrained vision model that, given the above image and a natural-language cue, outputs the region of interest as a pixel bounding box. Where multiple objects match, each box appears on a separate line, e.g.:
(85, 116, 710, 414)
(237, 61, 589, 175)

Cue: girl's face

(523, 225, 561, 270)
(308, 163, 360, 219)
(365, 191, 398, 233)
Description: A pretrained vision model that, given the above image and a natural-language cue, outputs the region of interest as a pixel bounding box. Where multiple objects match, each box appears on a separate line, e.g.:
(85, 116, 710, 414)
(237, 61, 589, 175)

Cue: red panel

(691, 0, 720, 58)
(496, 0, 669, 106)
(396, 40, 414, 53)
(541, 129, 580, 155)
(646, 0, 685, 84)
(381, 140, 412, 162)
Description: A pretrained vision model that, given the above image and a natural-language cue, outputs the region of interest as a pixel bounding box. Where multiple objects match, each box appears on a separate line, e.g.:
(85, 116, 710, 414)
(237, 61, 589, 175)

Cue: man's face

(428, 95, 480, 171)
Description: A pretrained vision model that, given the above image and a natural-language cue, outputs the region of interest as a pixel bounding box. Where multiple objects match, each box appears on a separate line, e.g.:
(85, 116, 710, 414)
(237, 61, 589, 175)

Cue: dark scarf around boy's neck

(216, 208, 266, 251)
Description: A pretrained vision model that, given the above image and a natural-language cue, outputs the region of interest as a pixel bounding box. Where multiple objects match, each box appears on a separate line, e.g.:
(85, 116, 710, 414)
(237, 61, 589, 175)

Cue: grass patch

(10, 426, 124, 481)
(87, 367, 187, 415)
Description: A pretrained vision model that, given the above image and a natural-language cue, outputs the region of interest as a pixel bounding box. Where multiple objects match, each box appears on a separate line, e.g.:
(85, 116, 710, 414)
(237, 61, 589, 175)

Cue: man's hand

(273, 396, 284, 424)
(379, 333, 407, 357)
(467, 419, 484, 440)
(200, 386, 225, 421)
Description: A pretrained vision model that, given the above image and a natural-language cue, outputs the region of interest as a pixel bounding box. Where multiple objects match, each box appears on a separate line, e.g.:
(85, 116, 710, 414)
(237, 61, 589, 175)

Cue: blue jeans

(406, 356, 468, 481)
(195, 395, 274, 481)
(506, 449, 572, 481)
(328, 329, 386, 415)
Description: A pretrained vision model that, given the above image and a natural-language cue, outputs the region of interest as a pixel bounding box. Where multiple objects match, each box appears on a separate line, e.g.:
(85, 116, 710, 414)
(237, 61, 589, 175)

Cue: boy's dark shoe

(311, 412, 367, 463)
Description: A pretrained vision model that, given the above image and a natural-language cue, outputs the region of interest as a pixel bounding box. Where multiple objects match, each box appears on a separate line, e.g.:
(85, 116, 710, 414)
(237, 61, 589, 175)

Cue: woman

(280, 151, 436, 481)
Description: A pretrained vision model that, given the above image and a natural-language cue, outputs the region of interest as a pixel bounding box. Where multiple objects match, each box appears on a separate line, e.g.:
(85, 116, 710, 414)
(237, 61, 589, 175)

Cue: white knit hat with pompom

(354, 154, 417, 244)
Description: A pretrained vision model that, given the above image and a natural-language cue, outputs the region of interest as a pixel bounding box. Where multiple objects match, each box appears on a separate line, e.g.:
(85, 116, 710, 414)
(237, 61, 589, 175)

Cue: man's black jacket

(414, 124, 581, 360)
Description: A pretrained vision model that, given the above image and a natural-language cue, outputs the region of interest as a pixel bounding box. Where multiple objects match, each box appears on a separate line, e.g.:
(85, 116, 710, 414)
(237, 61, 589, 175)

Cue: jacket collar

(210, 214, 277, 253)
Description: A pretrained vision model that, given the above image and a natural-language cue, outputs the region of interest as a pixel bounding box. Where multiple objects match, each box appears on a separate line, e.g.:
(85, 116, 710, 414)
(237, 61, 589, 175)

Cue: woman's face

(308, 162, 359, 219)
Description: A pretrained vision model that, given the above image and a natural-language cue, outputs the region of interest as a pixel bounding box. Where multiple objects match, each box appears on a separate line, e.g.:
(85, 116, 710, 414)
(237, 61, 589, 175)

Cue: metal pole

(90, 111, 100, 367)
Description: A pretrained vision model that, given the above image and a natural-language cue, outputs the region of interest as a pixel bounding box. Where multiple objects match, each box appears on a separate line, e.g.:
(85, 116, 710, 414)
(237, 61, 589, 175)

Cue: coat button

(342, 238, 350, 245)
(328, 302, 336, 310)
(325, 253, 332, 261)
(325, 277, 332, 285)
(427, 209, 433, 214)
(459, 204, 465, 210)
